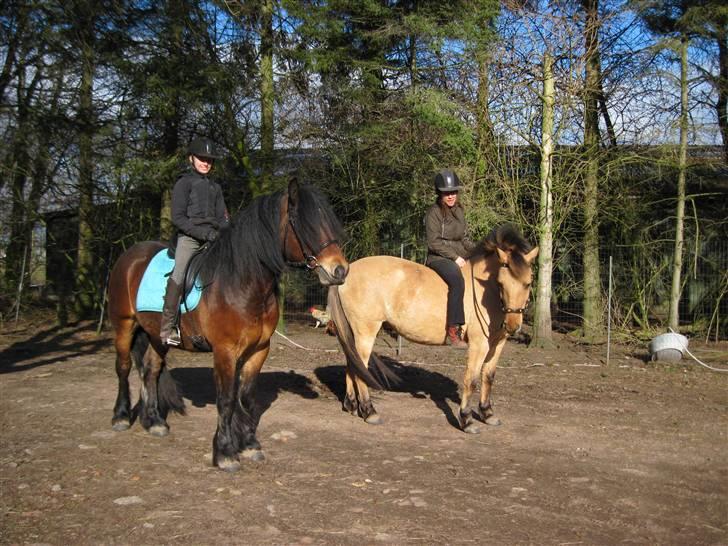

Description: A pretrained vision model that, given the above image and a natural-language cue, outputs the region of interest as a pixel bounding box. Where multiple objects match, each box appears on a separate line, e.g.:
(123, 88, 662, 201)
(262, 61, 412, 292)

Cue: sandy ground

(1, 318, 727, 545)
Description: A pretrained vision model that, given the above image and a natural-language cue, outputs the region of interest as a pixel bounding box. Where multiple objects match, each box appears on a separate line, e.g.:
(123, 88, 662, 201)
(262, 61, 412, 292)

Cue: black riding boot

(160, 278, 183, 346)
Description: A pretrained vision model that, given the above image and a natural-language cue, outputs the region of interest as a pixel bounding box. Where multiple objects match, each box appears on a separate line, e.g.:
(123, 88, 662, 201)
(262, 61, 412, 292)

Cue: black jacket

(170, 170, 229, 242)
(425, 203, 476, 265)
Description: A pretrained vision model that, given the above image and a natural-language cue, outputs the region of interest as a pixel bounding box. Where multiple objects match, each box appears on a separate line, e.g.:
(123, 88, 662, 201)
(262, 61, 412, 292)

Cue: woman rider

(424, 169, 476, 349)
(160, 137, 229, 346)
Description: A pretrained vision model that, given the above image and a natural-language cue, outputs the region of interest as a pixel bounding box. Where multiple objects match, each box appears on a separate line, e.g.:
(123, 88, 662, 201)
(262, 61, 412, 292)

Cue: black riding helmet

(434, 169, 461, 192)
(188, 137, 222, 159)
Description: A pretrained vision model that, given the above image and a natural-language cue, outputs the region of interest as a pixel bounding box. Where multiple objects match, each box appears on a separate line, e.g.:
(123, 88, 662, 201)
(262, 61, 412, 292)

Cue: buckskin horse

(107, 179, 364, 471)
(327, 224, 538, 433)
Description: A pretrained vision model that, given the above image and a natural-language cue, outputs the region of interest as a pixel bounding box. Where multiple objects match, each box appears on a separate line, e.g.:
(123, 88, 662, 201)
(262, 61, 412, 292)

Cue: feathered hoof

(462, 422, 481, 434)
(216, 456, 241, 473)
(111, 419, 130, 432)
(148, 424, 169, 437)
(484, 415, 502, 426)
(241, 448, 265, 462)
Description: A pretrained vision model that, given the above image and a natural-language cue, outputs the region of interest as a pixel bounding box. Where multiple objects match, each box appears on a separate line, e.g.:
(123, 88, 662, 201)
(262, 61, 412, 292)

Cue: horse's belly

(342, 256, 448, 345)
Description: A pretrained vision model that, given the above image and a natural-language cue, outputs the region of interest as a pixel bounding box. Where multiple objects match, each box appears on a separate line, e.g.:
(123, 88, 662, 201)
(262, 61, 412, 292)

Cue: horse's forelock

(482, 225, 533, 279)
(292, 184, 345, 248)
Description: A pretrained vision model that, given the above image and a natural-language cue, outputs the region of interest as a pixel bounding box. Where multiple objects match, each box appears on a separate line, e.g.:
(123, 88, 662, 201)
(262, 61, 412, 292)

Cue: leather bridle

(283, 211, 338, 270)
(500, 263, 530, 314)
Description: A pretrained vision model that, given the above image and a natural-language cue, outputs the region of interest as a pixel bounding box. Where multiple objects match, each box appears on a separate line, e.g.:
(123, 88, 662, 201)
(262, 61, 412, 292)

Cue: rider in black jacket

(160, 137, 229, 346)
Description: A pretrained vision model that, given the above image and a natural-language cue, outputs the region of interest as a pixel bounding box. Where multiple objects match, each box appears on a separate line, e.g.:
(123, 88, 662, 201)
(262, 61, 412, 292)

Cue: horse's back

(108, 240, 167, 323)
(339, 255, 447, 343)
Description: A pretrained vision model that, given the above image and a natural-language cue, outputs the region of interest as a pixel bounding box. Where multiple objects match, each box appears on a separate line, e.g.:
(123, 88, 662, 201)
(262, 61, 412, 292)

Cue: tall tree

(640, 0, 709, 331)
(581, 0, 604, 340)
(532, 49, 555, 347)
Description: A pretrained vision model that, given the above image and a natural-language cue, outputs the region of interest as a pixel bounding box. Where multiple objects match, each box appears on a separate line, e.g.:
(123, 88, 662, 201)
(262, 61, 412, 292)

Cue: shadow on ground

(314, 355, 461, 428)
(171, 367, 322, 426)
(0, 322, 109, 375)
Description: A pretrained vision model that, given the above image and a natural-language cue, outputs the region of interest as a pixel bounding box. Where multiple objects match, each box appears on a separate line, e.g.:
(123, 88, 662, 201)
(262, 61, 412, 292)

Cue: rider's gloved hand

(206, 229, 218, 242)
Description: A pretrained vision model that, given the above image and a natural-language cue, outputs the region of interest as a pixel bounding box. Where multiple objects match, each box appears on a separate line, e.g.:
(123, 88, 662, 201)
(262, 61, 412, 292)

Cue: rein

(283, 211, 338, 270)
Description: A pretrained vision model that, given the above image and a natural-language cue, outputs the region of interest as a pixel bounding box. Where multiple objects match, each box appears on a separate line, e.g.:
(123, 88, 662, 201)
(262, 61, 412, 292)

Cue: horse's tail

(327, 286, 395, 390)
(131, 329, 186, 416)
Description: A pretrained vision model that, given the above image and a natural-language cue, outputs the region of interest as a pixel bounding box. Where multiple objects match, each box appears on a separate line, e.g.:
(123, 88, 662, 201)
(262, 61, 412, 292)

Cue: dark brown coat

(425, 203, 476, 265)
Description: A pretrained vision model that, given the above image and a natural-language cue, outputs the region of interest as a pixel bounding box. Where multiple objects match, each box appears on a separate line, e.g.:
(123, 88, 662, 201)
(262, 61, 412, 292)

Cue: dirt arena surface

(1, 317, 726, 545)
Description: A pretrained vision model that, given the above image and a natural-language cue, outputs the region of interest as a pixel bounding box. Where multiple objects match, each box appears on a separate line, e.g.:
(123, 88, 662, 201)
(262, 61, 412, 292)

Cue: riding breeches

(427, 258, 465, 326)
(169, 234, 202, 285)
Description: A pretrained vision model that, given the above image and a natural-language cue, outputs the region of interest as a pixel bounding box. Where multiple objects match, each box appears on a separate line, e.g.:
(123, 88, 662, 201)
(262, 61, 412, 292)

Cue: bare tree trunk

(532, 50, 554, 348)
(76, 41, 96, 317)
(259, 0, 274, 194)
(668, 36, 689, 331)
(581, 0, 603, 340)
(3, 68, 31, 293)
(160, 113, 180, 241)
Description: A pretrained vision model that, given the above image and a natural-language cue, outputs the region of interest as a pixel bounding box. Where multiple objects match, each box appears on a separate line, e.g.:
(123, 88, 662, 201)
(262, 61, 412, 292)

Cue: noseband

(284, 212, 338, 270)
(500, 262, 530, 314)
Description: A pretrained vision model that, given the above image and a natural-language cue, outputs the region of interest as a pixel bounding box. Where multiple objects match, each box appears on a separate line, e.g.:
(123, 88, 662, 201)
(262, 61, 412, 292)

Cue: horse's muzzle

(317, 264, 349, 285)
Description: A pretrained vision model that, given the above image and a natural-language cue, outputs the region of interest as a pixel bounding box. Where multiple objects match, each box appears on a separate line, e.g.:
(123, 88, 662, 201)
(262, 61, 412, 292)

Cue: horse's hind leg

(342, 368, 358, 415)
(138, 344, 171, 437)
(351, 331, 381, 425)
(477, 338, 507, 427)
(111, 319, 135, 431)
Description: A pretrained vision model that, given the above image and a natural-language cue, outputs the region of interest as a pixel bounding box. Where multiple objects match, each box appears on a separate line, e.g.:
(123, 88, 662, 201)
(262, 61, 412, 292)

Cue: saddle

(136, 248, 206, 313)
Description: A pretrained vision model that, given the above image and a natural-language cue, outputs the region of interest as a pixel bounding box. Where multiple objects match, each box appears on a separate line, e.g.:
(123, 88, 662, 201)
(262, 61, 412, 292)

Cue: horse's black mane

(474, 224, 534, 277)
(197, 183, 344, 294)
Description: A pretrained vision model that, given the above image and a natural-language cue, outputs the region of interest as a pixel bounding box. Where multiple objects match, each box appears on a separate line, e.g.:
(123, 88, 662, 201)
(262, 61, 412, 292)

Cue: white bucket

(649, 332, 689, 362)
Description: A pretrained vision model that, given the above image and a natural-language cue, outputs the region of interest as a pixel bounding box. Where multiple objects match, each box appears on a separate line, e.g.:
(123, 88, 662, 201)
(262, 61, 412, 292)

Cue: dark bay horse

(108, 179, 362, 471)
(328, 225, 538, 433)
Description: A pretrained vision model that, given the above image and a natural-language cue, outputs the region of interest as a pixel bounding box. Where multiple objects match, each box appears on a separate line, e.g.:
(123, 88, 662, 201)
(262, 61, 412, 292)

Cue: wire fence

(282, 238, 728, 341)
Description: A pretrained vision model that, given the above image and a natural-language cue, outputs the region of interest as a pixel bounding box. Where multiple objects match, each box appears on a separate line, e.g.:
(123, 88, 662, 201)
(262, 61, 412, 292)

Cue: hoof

(241, 448, 265, 462)
(485, 415, 502, 426)
(343, 398, 357, 415)
(216, 456, 241, 473)
(462, 422, 481, 434)
(148, 424, 169, 437)
(364, 413, 383, 425)
(111, 419, 130, 432)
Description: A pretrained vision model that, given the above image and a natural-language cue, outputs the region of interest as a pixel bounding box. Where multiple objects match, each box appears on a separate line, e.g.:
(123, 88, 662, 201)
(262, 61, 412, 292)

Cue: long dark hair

(197, 183, 344, 294)
(436, 190, 463, 218)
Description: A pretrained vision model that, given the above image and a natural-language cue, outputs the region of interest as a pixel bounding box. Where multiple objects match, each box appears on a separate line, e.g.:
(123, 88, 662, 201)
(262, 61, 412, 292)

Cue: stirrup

(165, 327, 182, 347)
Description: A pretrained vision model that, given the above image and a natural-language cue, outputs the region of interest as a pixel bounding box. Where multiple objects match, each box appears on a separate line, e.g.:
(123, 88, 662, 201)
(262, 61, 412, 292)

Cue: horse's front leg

(458, 340, 489, 434)
(138, 344, 170, 437)
(477, 337, 507, 427)
(111, 320, 135, 431)
(237, 345, 270, 463)
(212, 346, 242, 472)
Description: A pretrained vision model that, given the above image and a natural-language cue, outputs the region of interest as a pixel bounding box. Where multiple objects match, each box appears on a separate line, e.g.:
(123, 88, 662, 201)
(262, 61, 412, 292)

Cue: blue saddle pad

(136, 250, 202, 314)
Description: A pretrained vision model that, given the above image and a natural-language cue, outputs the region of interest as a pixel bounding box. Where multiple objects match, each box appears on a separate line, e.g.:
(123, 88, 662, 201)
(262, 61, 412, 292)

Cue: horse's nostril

(334, 265, 347, 280)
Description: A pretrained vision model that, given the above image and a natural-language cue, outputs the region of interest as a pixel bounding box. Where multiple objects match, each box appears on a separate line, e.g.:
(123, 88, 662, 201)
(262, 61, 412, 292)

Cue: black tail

(327, 286, 398, 390)
(131, 329, 186, 417)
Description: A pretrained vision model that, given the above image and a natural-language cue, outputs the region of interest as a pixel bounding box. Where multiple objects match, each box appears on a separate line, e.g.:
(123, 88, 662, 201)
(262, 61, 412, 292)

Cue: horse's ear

(524, 246, 539, 264)
(288, 176, 300, 212)
(496, 247, 509, 265)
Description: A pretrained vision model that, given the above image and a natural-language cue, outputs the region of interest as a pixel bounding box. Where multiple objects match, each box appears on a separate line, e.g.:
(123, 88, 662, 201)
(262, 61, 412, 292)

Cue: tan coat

(424, 203, 476, 265)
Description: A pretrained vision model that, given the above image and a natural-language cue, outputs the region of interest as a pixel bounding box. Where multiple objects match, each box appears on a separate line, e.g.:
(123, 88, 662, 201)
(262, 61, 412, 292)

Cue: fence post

(14, 246, 28, 326)
(607, 255, 612, 365)
(397, 244, 404, 356)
